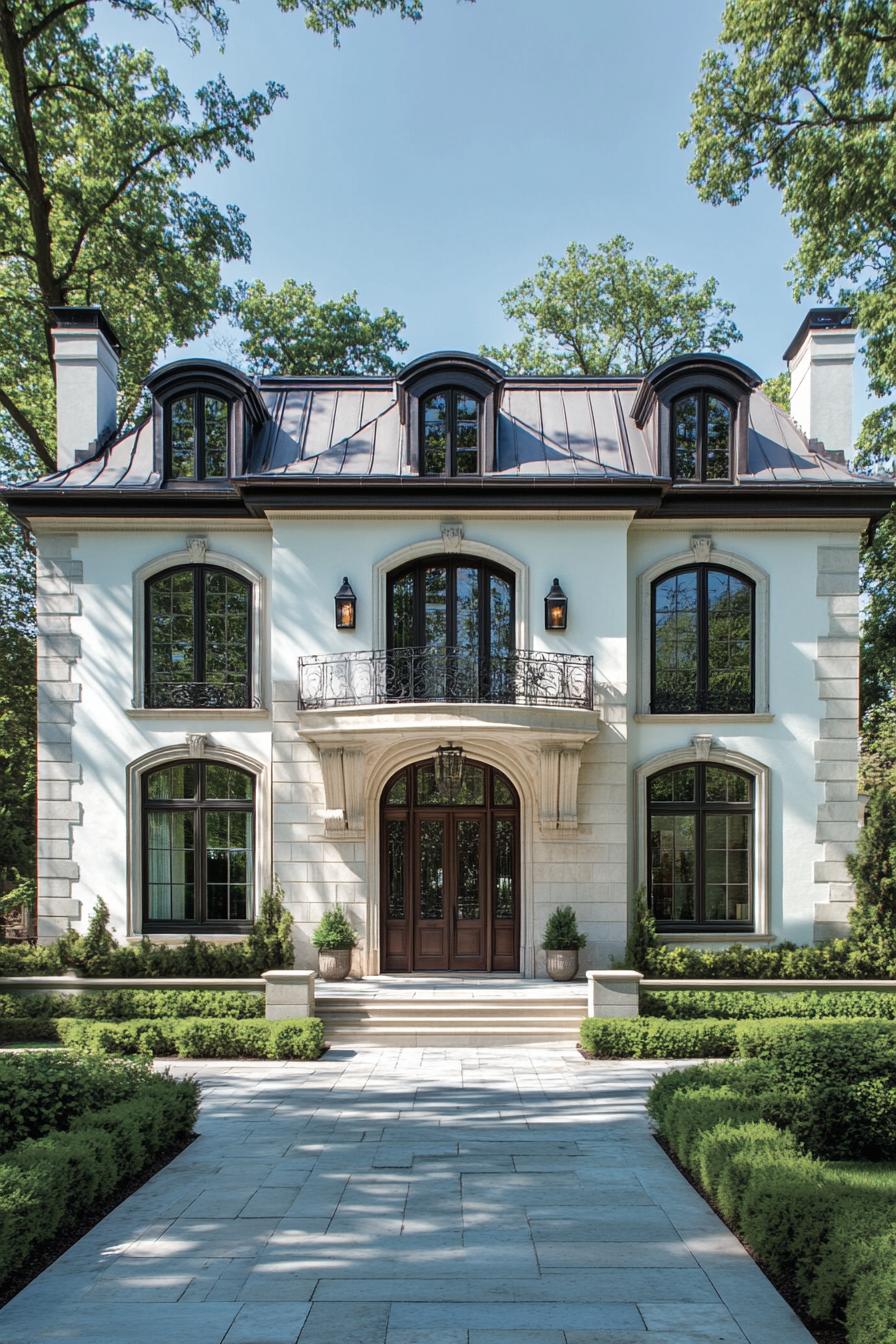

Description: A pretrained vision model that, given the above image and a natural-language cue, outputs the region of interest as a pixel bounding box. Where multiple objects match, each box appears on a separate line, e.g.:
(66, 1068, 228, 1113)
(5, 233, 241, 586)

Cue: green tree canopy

(853, 407, 896, 715)
(481, 236, 741, 376)
(235, 279, 407, 375)
(683, 0, 896, 396)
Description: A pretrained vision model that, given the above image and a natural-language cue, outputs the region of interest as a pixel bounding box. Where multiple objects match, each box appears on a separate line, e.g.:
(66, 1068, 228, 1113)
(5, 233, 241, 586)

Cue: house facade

(6, 306, 893, 975)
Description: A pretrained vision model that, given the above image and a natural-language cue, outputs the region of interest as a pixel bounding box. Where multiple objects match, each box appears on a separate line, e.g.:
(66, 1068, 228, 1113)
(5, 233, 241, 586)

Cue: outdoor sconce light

(544, 578, 568, 631)
(434, 743, 466, 800)
(334, 577, 356, 630)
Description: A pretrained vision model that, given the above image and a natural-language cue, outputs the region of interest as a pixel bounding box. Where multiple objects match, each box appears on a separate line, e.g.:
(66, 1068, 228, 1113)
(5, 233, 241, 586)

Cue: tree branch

(0, 383, 54, 470)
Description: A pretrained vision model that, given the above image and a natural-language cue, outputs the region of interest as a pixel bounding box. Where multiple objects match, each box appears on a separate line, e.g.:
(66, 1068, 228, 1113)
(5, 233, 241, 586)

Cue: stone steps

(315, 992, 587, 1046)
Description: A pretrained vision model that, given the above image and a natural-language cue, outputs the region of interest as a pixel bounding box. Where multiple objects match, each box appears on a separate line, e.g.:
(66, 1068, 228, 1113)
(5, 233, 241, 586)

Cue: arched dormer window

(146, 564, 252, 709)
(422, 389, 481, 476)
(672, 392, 733, 482)
(146, 358, 268, 483)
(168, 393, 229, 480)
(397, 352, 502, 475)
(652, 564, 754, 714)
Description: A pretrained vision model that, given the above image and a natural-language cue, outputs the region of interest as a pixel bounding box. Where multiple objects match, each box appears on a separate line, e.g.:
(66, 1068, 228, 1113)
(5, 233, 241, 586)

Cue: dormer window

(672, 393, 732, 482)
(168, 393, 229, 480)
(422, 389, 481, 476)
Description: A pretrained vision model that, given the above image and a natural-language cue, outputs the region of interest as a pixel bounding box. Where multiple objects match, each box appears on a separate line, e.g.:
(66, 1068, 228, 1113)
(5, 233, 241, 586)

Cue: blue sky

(95, 0, 871, 411)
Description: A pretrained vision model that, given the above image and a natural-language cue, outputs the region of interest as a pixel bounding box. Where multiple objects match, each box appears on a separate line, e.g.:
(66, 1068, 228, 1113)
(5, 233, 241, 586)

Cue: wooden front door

(381, 759, 519, 973)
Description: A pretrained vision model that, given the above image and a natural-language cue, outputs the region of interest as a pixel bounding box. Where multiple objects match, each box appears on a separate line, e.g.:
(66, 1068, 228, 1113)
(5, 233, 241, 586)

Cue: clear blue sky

(95, 0, 872, 412)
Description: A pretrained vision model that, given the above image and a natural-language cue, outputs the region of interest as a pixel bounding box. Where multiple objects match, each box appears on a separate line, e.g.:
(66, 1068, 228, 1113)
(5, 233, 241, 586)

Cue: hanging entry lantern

(334, 577, 356, 630)
(434, 743, 466, 800)
(544, 578, 568, 630)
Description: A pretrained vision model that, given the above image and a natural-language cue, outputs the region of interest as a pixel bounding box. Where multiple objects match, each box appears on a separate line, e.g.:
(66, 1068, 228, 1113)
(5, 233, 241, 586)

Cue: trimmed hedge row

(580, 1016, 739, 1058)
(0, 1019, 60, 1044)
(642, 988, 896, 1021)
(635, 938, 896, 979)
(0, 1053, 153, 1154)
(0, 989, 265, 1021)
(56, 1015, 325, 1060)
(648, 1064, 896, 1343)
(0, 1070, 198, 1289)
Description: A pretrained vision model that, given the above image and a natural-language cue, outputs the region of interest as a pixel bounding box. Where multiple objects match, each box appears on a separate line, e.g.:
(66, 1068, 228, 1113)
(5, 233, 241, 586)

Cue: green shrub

(733, 1018, 896, 1087)
(0, 1018, 59, 1043)
(642, 988, 896, 1021)
(311, 907, 358, 950)
(0, 1051, 152, 1153)
(579, 1016, 738, 1059)
(617, 888, 659, 971)
(0, 988, 265, 1021)
(638, 937, 896, 979)
(0, 1069, 198, 1288)
(541, 905, 587, 951)
(57, 1015, 325, 1060)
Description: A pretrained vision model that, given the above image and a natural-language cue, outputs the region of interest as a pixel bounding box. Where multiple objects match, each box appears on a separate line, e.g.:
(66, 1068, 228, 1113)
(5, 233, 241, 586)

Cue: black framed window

(167, 393, 229, 480)
(143, 761, 254, 929)
(652, 564, 754, 714)
(672, 392, 733, 481)
(146, 564, 251, 709)
(421, 388, 481, 475)
(648, 762, 753, 930)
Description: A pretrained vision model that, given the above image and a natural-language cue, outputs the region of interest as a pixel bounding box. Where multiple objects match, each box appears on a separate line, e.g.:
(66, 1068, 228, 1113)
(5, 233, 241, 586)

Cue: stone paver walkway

(0, 1048, 815, 1344)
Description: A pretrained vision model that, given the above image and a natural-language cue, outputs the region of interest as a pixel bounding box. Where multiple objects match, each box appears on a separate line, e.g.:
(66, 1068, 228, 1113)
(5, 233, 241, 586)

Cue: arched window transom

(143, 760, 254, 929)
(146, 564, 252, 709)
(648, 762, 753, 930)
(672, 392, 732, 482)
(167, 393, 229, 480)
(422, 388, 481, 475)
(652, 564, 754, 714)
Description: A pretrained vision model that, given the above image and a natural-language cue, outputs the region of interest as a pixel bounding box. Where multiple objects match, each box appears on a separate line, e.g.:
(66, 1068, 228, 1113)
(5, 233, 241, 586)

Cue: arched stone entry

(380, 757, 520, 972)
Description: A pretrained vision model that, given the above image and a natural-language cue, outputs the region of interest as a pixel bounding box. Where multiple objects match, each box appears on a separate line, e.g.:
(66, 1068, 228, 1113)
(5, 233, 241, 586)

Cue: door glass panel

(149, 570, 195, 699)
(204, 572, 250, 703)
(493, 773, 514, 806)
(454, 567, 479, 698)
(416, 762, 485, 806)
(704, 813, 751, 922)
(205, 810, 252, 921)
(494, 817, 514, 919)
(390, 572, 415, 649)
(706, 569, 753, 712)
(488, 573, 514, 700)
(386, 820, 406, 919)
(418, 819, 444, 920)
(385, 773, 407, 806)
(455, 819, 481, 920)
(423, 567, 448, 699)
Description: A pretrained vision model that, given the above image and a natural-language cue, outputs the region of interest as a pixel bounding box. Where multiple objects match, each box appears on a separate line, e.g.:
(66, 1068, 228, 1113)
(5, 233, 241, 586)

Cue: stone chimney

(50, 306, 121, 471)
(783, 307, 857, 460)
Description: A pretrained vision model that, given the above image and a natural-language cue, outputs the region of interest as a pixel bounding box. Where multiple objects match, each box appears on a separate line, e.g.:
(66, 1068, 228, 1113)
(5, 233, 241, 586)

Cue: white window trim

(372, 533, 529, 651)
(633, 740, 770, 937)
(636, 539, 770, 716)
(132, 543, 266, 710)
(126, 742, 270, 936)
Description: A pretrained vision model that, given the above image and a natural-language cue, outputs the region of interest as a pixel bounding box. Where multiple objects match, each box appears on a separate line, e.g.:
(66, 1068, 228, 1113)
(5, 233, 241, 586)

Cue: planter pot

(317, 947, 353, 981)
(545, 948, 579, 981)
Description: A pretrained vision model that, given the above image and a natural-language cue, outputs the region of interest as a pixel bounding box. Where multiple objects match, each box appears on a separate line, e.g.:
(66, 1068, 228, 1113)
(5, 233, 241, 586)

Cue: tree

(852, 408, 896, 720)
(761, 371, 791, 410)
(235, 279, 407, 375)
(683, 0, 896, 397)
(847, 786, 896, 951)
(481, 237, 741, 376)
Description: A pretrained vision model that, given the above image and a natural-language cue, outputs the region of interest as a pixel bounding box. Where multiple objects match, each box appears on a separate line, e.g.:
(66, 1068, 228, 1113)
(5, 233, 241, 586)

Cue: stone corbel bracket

(538, 743, 587, 833)
(318, 746, 365, 834)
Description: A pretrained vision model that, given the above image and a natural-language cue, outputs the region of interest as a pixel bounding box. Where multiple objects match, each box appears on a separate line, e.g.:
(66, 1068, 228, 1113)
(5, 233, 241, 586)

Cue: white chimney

(784, 307, 857, 460)
(50, 307, 120, 471)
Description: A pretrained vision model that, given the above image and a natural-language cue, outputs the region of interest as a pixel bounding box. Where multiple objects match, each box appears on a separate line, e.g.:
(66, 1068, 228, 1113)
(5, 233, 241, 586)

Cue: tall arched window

(648, 762, 753, 930)
(652, 564, 754, 714)
(421, 388, 481, 475)
(143, 760, 254, 929)
(167, 393, 229, 479)
(672, 392, 732, 481)
(146, 564, 251, 708)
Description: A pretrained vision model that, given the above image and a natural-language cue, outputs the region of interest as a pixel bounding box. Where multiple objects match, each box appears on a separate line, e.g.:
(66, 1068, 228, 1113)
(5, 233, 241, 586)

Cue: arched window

(143, 760, 254, 929)
(648, 762, 753, 930)
(672, 392, 732, 481)
(421, 388, 481, 475)
(652, 564, 754, 714)
(167, 393, 229, 479)
(146, 564, 251, 708)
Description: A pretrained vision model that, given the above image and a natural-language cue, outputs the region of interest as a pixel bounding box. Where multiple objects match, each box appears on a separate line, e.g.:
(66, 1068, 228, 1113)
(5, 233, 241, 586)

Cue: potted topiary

(312, 907, 358, 981)
(541, 905, 587, 981)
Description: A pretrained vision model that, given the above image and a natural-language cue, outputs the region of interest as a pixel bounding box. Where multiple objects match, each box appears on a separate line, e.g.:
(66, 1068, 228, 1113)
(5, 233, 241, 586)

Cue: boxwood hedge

(55, 1015, 325, 1060)
(642, 988, 896, 1021)
(0, 989, 265, 1021)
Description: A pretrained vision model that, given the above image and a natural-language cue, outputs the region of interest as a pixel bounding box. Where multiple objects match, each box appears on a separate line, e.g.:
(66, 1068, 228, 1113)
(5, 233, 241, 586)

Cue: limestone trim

(35, 534, 83, 942)
(131, 542, 267, 710)
(125, 741, 270, 936)
(633, 740, 770, 937)
(813, 541, 862, 941)
(636, 536, 770, 715)
(372, 532, 529, 650)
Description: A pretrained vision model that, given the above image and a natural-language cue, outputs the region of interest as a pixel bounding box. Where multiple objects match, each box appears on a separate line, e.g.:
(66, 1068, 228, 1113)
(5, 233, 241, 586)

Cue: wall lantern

(544, 578, 568, 631)
(434, 743, 465, 800)
(334, 577, 356, 630)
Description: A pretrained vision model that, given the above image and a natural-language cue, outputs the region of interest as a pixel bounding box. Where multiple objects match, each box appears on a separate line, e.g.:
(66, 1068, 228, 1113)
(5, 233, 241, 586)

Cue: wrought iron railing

(297, 646, 594, 711)
(146, 681, 254, 710)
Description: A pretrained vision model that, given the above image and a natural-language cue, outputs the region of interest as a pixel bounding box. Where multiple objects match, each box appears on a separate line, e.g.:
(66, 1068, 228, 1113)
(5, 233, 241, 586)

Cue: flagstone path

(0, 1048, 815, 1344)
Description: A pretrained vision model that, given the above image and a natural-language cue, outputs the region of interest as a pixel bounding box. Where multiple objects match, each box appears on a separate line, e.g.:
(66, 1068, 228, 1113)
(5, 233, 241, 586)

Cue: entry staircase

(314, 976, 588, 1047)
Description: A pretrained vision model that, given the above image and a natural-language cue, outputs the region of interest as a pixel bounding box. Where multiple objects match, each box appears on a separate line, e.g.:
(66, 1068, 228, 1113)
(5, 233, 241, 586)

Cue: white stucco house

(5, 305, 893, 975)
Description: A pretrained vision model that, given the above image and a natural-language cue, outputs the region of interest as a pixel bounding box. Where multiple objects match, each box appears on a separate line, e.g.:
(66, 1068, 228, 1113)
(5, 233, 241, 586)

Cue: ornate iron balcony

(297, 646, 594, 711)
(146, 681, 254, 710)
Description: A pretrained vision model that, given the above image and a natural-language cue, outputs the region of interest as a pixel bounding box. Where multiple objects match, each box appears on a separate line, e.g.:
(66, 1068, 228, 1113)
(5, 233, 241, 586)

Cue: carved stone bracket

(538, 743, 585, 832)
(185, 732, 209, 758)
(318, 747, 365, 833)
(691, 734, 713, 761)
(440, 522, 464, 553)
(689, 533, 713, 564)
(186, 535, 208, 564)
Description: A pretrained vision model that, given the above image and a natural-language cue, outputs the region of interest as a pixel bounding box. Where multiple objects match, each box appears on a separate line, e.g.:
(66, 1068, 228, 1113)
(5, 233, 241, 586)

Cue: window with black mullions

(672, 392, 733, 481)
(648, 762, 753, 930)
(167, 393, 229, 479)
(146, 564, 251, 708)
(143, 760, 254, 929)
(652, 564, 754, 714)
(421, 388, 481, 475)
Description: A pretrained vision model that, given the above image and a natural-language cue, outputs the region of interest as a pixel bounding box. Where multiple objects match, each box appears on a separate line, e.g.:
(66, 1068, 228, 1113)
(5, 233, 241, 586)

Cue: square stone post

(586, 969, 643, 1018)
(262, 970, 317, 1020)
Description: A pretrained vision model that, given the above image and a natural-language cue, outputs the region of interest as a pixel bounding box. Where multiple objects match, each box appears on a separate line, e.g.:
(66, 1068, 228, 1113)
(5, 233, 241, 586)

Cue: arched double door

(380, 758, 520, 972)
